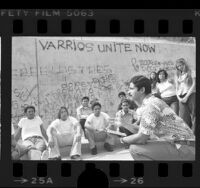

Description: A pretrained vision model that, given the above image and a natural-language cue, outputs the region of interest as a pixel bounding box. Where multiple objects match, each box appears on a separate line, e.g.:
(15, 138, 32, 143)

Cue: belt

(174, 140, 195, 147)
(25, 136, 43, 140)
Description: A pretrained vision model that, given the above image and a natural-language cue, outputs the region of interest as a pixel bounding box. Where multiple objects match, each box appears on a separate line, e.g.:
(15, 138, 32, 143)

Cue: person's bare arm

(14, 127, 22, 141)
(85, 121, 96, 131)
(122, 132, 150, 144)
(183, 77, 196, 101)
(11, 135, 17, 147)
(40, 124, 48, 142)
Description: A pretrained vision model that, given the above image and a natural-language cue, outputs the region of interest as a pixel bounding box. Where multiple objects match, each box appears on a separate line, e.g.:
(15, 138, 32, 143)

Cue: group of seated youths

(11, 96, 138, 160)
(11, 74, 195, 161)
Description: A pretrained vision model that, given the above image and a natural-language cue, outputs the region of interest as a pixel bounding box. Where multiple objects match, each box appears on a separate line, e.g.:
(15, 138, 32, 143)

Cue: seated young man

(46, 106, 82, 160)
(15, 106, 48, 160)
(11, 124, 32, 160)
(117, 91, 137, 111)
(115, 99, 138, 136)
(121, 75, 195, 160)
(85, 102, 115, 155)
(76, 96, 92, 137)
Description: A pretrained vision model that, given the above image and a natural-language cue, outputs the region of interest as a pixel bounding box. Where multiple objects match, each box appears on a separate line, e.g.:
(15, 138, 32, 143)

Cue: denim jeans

(179, 92, 196, 133)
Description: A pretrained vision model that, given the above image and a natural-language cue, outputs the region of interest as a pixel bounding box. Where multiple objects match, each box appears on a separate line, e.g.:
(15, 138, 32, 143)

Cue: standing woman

(175, 58, 196, 133)
(156, 69, 179, 115)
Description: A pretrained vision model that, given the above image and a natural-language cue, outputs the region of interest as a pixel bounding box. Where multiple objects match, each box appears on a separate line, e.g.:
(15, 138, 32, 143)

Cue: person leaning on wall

(175, 58, 196, 134)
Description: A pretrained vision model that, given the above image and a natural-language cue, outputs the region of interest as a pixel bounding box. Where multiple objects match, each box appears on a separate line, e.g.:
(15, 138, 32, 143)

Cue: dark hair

(82, 96, 89, 101)
(130, 75, 151, 95)
(58, 106, 69, 119)
(118, 91, 126, 98)
(149, 72, 158, 89)
(157, 69, 168, 83)
(24, 105, 35, 113)
(91, 102, 101, 110)
(121, 99, 130, 105)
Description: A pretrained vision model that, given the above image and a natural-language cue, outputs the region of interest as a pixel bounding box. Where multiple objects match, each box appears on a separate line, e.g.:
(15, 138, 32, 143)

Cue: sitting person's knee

(36, 141, 46, 151)
(129, 144, 141, 154)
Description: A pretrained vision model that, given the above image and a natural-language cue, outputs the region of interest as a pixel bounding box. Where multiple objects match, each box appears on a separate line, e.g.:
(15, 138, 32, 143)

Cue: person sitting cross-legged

(46, 106, 82, 160)
(85, 102, 115, 155)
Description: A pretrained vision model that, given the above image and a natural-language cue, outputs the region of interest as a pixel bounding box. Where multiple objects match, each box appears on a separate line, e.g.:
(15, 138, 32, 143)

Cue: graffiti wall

(12, 37, 196, 128)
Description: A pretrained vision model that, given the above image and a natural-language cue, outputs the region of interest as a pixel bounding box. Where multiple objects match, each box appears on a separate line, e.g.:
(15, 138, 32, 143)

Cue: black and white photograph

(11, 37, 196, 161)
(0, 37, 1, 159)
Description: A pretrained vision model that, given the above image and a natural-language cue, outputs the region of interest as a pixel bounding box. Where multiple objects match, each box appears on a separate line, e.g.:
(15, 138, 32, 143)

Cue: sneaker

(91, 146, 97, 155)
(70, 155, 81, 160)
(104, 143, 114, 152)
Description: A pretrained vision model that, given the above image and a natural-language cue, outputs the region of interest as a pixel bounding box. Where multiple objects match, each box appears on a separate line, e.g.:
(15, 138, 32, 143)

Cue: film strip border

(11, 18, 194, 34)
(10, 161, 198, 187)
(0, 9, 200, 35)
(0, 9, 199, 187)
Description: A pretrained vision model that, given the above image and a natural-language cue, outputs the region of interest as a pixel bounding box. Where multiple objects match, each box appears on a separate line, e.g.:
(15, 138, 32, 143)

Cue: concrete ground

(17, 136, 133, 160)
(60, 136, 133, 161)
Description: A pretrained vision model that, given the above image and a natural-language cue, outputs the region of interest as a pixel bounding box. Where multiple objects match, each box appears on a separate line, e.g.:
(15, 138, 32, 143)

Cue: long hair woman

(175, 58, 196, 133)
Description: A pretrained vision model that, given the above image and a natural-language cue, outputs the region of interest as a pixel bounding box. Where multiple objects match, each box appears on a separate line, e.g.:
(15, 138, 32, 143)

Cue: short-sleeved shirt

(138, 95, 195, 141)
(18, 116, 43, 141)
(47, 116, 79, 135)
(156, 80, 176, 98)
(76, 105, 92, 120)
(115, 109, 137, 132)
(85, 112, 110, 130)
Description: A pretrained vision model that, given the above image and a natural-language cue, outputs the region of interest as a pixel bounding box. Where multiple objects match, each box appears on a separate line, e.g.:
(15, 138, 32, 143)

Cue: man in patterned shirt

(120, 75, 195, 160)
(115, 99, 138, 136)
